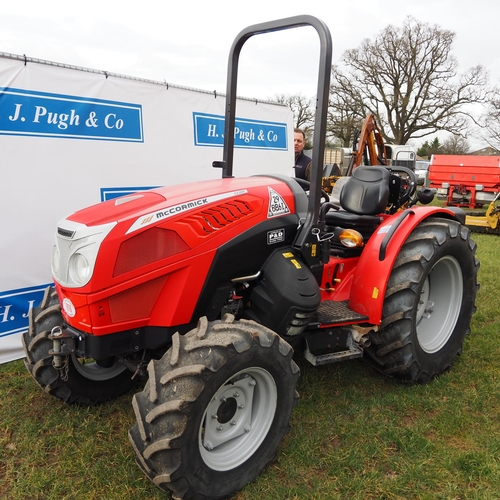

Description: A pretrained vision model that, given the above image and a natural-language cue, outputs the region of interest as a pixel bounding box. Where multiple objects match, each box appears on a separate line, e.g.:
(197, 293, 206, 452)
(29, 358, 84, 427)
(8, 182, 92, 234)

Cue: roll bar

(214, 15, 333, 252)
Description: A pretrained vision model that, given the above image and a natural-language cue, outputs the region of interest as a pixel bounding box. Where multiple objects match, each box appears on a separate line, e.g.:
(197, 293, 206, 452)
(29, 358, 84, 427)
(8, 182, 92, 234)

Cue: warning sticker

(267, 187, 290, 218)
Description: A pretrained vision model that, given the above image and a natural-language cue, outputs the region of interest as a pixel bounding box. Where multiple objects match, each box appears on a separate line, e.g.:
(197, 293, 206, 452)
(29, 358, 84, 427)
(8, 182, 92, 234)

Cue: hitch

(48, 325, 77, 369)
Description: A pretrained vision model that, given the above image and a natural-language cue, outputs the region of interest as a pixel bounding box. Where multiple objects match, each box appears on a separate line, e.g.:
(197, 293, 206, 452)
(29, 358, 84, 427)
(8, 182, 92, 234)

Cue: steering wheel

(385, 166, 417, 212)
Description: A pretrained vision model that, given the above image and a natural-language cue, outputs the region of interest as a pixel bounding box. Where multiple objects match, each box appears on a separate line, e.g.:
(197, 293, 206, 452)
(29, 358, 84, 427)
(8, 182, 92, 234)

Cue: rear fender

(348, 206, 464, 324)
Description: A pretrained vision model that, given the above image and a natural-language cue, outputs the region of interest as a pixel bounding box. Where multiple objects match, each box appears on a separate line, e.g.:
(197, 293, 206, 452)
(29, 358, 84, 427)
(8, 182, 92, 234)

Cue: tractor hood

(67, 190, 167, 227)
(64, 177, 296, 231)
(53, 176, 299, 293)
(65, 178, 275, 228)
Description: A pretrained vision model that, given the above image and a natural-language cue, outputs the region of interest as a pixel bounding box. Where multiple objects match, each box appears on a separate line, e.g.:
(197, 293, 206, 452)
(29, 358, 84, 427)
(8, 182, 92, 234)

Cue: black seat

(324, 166, 390, 238)
(340, 166, 390, 215)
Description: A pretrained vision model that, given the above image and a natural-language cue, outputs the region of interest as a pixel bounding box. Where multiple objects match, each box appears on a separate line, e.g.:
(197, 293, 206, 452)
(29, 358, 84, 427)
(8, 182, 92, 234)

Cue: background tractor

(23, 15, 479, 500)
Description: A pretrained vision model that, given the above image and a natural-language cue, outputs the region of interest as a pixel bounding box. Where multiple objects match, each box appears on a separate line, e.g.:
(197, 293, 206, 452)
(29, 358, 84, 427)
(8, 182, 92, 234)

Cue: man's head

(294, 128, 306, 155)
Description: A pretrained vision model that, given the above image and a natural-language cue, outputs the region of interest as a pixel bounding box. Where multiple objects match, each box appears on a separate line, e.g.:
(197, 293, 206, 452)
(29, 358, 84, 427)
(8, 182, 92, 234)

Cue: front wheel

(23, 286, 138, 405)
(365, 218, 479, 383)
(129, 315, 299, 500)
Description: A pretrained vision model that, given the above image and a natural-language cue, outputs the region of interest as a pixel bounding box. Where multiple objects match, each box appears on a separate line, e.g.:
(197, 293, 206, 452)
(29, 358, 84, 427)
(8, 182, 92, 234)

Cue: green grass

(1, 230, 499, 500)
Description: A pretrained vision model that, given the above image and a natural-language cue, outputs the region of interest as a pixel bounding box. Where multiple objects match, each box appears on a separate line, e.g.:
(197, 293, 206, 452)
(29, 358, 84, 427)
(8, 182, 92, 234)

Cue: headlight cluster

(52, 219, 116, 288)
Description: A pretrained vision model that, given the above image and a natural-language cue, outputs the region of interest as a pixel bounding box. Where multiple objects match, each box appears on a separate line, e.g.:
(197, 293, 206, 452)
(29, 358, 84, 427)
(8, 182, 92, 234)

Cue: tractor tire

(23, 286, 138, 405)
(129, 315, 299, 500)
(365, 217, 479, 383)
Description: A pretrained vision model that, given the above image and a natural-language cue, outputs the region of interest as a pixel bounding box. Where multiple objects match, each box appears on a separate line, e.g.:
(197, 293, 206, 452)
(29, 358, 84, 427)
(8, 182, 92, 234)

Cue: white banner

(0, 54, 293, 363)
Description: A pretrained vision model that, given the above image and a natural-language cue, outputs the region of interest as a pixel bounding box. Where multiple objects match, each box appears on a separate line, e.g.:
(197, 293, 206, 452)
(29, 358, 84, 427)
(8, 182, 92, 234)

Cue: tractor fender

(348, 206, 464, 325)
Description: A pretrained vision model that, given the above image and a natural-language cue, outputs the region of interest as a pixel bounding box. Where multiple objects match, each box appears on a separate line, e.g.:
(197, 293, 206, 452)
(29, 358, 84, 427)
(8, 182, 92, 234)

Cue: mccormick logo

(126, 190, 248, 234)
(154, 199, 208, 220)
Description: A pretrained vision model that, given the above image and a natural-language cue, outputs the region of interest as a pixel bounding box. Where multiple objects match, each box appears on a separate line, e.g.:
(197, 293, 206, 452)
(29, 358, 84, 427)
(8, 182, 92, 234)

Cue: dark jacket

(294, 150, 312, 180)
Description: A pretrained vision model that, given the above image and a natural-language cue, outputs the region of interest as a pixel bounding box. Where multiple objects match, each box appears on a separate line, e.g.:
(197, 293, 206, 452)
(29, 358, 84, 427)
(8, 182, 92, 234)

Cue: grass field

(1, 230, 499, 500)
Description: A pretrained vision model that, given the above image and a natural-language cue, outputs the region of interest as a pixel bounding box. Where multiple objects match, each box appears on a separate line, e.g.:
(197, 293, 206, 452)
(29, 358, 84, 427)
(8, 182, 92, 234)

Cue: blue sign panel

(0, 87, 143, 142)
(100, 186, 160, 202)
(0, 285, 51, 338)
(193, 112, 287, 150)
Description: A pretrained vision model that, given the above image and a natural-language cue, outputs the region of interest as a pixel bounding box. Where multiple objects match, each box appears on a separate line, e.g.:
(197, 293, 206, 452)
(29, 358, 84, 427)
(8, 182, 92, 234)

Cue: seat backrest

(340, 166, 390, 215)
(330, 176, 350, 206)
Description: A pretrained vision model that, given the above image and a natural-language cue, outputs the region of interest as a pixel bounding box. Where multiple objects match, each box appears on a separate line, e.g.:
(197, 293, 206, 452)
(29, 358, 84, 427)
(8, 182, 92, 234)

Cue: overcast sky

(2, 0, 498, 145)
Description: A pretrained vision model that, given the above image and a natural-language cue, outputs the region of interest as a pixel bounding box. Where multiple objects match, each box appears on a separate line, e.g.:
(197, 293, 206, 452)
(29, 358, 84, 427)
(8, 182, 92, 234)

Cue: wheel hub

(217, 397, 238, 424)
(203, 375, 255, 450)
(199, 366, 278, 471)
(416, 255, 463, 353)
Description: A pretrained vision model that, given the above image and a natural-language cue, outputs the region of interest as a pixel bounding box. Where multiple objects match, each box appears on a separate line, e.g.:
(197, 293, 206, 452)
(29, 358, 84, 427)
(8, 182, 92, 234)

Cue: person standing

(293, 128, 312, 181)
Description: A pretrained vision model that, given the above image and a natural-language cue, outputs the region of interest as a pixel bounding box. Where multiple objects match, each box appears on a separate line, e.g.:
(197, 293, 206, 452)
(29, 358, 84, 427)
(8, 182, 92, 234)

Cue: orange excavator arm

(346, 113, 387, 176)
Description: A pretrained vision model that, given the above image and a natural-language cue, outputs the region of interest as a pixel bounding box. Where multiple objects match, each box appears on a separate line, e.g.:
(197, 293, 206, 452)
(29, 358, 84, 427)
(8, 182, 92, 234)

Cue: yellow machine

(466, 192, 500, 234)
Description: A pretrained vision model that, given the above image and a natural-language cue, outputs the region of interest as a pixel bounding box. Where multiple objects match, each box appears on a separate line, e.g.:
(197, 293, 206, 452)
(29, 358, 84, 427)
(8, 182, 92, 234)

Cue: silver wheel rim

(71, 355, 127, 381)
(416, 255, 463, 353)
(199, 366, 277, 471)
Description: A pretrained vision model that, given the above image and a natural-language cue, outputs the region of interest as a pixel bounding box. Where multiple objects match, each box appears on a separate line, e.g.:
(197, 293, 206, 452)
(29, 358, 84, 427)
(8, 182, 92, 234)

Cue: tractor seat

(339, 166, 390, 215)
(325, 166, 390, 233)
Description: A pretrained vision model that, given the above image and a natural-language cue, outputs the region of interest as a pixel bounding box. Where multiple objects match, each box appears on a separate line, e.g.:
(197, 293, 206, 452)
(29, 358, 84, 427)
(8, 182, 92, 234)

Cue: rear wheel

(365, 218, 479, 383)
(129, 315, 299, 500)
(23, 286, 138, 405)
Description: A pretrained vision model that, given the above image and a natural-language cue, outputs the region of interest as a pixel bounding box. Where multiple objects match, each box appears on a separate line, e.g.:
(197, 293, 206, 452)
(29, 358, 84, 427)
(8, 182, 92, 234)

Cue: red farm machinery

(23, 16, 479, 499)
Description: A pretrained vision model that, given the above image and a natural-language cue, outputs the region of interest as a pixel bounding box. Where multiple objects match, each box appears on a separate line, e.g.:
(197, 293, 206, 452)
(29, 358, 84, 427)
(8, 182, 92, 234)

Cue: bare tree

(336, 17, 490, 145)
(441, 135, 470, 155)
(418, 134, 469, 157)
(273, 93, 315, 133)
(328, 66, 366, 147)
(481, 90, 500, 149)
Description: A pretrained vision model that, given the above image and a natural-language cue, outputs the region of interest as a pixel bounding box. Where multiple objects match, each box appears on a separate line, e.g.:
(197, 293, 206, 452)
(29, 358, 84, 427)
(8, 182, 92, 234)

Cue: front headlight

(53, 219, 116, 288)
(69, 252, 91, 285)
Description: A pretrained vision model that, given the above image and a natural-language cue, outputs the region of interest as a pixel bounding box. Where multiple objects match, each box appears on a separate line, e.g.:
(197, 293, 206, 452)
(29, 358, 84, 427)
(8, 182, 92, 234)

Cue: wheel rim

(71, 355, 127, 381)
(416, 255, 463, 353)
(199, 367, 277, 471)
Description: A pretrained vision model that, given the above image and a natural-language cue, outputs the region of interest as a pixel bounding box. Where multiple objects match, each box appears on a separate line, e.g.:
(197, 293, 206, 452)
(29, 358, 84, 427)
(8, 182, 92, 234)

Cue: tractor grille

(180, 200, 254, 236)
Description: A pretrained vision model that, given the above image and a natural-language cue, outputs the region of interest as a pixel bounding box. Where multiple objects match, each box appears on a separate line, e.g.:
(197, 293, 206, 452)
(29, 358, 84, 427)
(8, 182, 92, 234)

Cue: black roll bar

(216, 15, 333, 251)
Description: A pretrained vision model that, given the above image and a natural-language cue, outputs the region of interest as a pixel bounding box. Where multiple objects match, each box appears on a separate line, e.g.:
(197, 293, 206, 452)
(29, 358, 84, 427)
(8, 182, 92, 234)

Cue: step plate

(317, 300, 368, 325)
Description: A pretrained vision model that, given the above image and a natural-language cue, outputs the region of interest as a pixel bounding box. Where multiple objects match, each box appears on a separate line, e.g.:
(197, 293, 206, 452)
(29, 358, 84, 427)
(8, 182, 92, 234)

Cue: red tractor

(23, 16, 479, 500)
